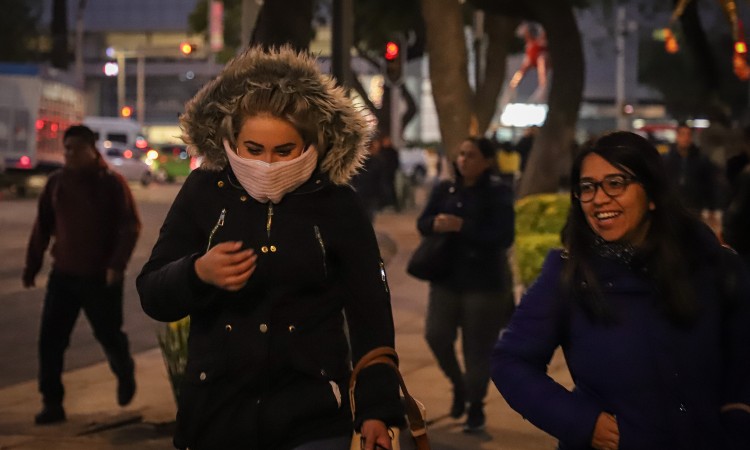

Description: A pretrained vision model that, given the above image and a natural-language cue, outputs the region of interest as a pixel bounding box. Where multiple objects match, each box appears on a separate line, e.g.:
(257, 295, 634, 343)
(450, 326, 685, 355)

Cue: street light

(103, 62, 119, 77)
(107, 44, 205, 127)
(180, 42, 196, 56)
(120, 105, 133, 118)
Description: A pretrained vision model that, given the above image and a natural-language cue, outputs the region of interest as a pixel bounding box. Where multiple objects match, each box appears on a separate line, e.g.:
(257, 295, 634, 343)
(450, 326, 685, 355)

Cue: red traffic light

(385, 41, 400, 61)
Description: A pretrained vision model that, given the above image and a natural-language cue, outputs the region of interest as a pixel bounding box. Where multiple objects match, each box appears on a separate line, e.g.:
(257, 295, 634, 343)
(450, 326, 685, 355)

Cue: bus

(0, 63, 84, 195)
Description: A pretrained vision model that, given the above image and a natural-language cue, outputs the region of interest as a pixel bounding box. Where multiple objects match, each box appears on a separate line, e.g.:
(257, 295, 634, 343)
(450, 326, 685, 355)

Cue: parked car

(153, 144, 192, 183)
(100, 144, 153, 186)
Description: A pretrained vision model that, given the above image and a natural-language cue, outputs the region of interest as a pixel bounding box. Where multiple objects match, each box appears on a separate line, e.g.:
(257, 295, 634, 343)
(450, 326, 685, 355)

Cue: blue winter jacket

(492, 244, 750, 449)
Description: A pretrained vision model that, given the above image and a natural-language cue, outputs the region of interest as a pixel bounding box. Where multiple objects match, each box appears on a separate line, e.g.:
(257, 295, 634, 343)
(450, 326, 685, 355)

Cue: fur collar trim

(179, 46, 372, 185)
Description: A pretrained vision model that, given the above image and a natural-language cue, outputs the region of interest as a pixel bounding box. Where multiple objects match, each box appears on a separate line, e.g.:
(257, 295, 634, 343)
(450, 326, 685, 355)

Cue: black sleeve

(333, 187, 404, 429)
(416, 181, 450, 236)
(137, 172, 219, 322)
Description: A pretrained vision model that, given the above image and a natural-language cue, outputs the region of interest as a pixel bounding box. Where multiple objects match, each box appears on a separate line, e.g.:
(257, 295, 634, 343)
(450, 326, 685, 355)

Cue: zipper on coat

(206, 208, 226, 252)
(266, 203, 274, 240)
(313, 225, 327, 277)
(379, 259, 389, 293)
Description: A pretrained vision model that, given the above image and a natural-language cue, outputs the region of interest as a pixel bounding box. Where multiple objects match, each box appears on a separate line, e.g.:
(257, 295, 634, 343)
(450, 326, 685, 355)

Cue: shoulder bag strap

(349, 347, 430, 450)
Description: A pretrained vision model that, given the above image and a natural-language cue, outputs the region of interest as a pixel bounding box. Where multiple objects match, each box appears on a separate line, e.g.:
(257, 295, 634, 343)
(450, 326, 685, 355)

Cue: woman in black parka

(138, 47, 403, 450)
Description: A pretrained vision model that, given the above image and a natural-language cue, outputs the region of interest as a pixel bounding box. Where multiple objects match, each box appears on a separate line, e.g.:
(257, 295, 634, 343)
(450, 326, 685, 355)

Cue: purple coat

(491, 247, 750, 450)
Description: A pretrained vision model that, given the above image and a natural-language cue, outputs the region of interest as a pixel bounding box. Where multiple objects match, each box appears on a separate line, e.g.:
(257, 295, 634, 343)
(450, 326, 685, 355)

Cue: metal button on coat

(217, 181, 224, 188)
(261, 246, 269, 253)
(199, 372, 207, 381)
(288, 325, 296, 333)
(259, 323, 268, 333)
(225, 324, 232, 332)
(270, 245, 277, 252)
(240, 195, 248, 202)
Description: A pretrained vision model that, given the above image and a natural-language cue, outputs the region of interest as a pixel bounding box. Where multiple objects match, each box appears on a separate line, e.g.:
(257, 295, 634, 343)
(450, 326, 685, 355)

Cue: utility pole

(136, 52, 145, 127)
(615, 4, 637, 131)
(74, 0, 88, 88)
(615, 4, 627, 131)
(473, 10, 485, 90)
(331, 0, 353, 88)
(116, 52, 126, 114)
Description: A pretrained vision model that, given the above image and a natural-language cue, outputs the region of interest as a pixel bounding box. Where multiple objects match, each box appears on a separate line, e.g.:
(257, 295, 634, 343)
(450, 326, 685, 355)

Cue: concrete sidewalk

(0, 208, 570, 449)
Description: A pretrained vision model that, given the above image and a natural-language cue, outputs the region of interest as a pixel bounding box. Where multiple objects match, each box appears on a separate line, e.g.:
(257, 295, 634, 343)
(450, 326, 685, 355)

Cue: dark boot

(463, 402, 485, 433)
(35, 404, 66, 425)
(116, 358, 136, 406)
(450, 384, 466, 418)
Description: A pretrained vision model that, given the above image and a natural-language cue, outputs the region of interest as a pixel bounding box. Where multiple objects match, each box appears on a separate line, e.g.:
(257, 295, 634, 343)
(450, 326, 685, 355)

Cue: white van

(83, 116, 148, 153)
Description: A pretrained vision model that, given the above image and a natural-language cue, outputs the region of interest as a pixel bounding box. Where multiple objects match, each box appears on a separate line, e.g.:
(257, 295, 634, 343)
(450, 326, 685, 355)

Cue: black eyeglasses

(575, 174, 638, 202)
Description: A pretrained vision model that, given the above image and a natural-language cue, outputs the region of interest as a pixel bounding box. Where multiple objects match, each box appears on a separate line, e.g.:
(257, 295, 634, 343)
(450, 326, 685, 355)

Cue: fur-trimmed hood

(180, 46, 372, 185)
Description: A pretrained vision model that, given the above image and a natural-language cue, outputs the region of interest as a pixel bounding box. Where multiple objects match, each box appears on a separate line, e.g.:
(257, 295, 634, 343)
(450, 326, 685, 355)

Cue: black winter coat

(138, 168, 403, 449)
(663, 145, 718, 212)
(417, 172, 515, 292)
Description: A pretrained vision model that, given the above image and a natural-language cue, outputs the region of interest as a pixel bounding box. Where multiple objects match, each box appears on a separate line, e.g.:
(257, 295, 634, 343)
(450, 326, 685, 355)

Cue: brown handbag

(349, 347, 430, 450)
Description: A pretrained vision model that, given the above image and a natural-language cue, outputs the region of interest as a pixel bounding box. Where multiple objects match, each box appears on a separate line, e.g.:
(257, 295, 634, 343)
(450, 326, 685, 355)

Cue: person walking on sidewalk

(22, 125, 141, 425)
(663, 123, 722, 231)
(492, 131, 750, 450)
(417, 137, 515, 433)
(138, 46, 403, 450)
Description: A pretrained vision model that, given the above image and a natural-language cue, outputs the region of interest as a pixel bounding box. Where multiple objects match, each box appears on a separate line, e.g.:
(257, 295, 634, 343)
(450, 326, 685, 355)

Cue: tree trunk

(518, 1, 584, 197)
(250, 0, 314, 50)
(474, 14, 518, 134)
(420, 0, 473, 161)
(677, 0, 720, 107)
(51, 0, 69, 69)
(401, 84, 417, 132)
(468, 0, 584, 197)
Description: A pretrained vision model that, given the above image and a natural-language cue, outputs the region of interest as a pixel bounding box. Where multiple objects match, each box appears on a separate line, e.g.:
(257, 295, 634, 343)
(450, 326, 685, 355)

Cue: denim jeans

(425, 284, 513, 405)
(38, 270, 133, 405)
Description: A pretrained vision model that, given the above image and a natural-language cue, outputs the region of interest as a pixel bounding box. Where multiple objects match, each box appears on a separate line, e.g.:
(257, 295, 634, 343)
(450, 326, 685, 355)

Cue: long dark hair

(562, 131, 707, 326)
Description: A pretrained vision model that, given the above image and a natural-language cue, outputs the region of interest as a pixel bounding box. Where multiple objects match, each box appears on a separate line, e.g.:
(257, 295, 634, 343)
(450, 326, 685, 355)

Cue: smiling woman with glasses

(491, 131, 750, 450)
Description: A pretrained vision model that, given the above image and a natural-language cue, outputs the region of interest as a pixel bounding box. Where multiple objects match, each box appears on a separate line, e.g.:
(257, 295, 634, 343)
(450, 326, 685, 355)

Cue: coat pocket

(259, 374, 345, 442)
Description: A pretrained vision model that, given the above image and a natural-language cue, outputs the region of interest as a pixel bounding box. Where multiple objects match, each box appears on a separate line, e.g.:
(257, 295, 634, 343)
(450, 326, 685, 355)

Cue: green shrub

(515, 193, 571, 235)
(516, 233, 562, 286)
(157, 317, 190, 403)
(514, 193, 570, 286)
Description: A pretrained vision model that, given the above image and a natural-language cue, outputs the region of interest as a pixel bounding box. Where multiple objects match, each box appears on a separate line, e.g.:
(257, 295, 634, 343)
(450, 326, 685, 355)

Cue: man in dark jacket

(23, 125, 141, 425)
(663, 124, 720, 230)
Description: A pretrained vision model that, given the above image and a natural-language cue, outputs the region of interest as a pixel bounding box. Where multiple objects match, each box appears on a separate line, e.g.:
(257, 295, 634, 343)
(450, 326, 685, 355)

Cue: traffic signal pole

(384, 38, 405, 146)
(136, 53, 145, 127)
